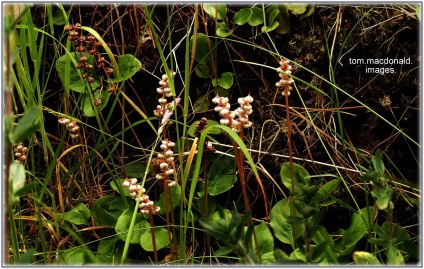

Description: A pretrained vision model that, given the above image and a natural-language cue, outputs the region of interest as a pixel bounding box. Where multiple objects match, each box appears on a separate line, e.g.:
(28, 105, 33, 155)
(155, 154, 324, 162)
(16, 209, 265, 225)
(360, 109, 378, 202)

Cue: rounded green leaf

(13, 106, 41, 144)
(190, 33, 215, 64)
(194, 64, 211, 78)
(64, 203, 90, 226)
(286, 4, 307, 15)
(193, 93, 210, 113)
(248, 7, 264, 26)
(203, 3, 227, 20)
(140, 227, 170, 251)
(81, 90, 110, 117)
(270, 198, 304, 248)
(216, 27, 233, 37)
(352, 251, 381, 265)
(115, 209, 149, 244)
(280, 162, 310, 191)
(124, 162, 147, 178)
(216, 72, 234, 89)
(90, 195, 127, 226)
(156, 183, 182, 215)
(233, 8, 253, 25)
(63, 248, 86, 265)
(9, 162, 26, 204)
(111, 54, 141, 83)
(252, 221, 274, 255)
(207, 175, 237, 196)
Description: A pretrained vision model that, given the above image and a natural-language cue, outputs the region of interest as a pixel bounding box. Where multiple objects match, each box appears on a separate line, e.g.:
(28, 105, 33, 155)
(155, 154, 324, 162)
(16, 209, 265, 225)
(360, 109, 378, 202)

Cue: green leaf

(252, 221, 274, 255)
(312, 227, 338, 264)
(280, 162, 310, 191)
(213, 86, 231, 97)
(81, 89, 111, 117)
(209, 208, 232, 222)
(52, 8, 66, 25)
(17, 248, 35, 264)
(261, 21, 279, 33)
(248, 7, 264, 26)
(110, 179, 130, 197)
(115, 209, 149, 244)
(298, 5, 315, 19)
(156, 183, 182, 214)
(287, 4, 307, 15)
(197, 196, 217, 215)
(13, 106, 41, 144)
(216, 27, 233, 37)
(317, 179, 339, 206)
(190, 33, 215, 64)
(203, 3, 227, 20)
(63, 248, 86, 265)
(208, 154, 236, 179)
(372, 149, 385, 175)
(341, 207, 375, 255)
(111, 54, 141, 83)
(96, 237, 123, 264)
(270, 198, 304, 249)
(125, 162, 147, 178)
(212, 72, 234, 89)
(193, 93, 210, 113)
(140, 227, 170, 251)
(188, 119, 221, 137)
(9, 162, 26, 204)
(352, 251, 381, 265)
(388, 246, 404, 265)
(56, 53, 100, 93)
(206, 175, 237, 196)
(90, 195, 128, 226)
(214, 246, 234, 256)
(416, 6, 421, 21)
(194, 64, 211, 78)
(233, 8, 253, 25)
(275, 5, 290, 34)
(268, 8, 280, 24)
(64, 203, 90, 225)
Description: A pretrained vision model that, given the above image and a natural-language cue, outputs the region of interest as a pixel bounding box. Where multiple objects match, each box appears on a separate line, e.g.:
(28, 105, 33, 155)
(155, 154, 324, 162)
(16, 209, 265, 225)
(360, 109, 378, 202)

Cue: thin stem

(149, 209, 158, 264)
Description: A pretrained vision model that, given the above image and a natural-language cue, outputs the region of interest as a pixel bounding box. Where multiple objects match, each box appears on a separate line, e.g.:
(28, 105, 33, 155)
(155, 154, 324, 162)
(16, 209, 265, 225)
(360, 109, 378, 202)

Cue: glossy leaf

(352, 251, 381, 265)
(287, 4, 307, 14)
(81, 89, 110, 117)
(90, 195, 128, 226)
(248, 7, 264, 26)
(140, 227, 169, 251)
(206, 175, 237, 196)
(115, 209, 149, 244)
(203, 3, 227, 20)
(156, 182, 182, 214)
(280, 162, 310, 191)
(233, 8, 253, 25)
(124, 162, 147, 178)
(190, 33, 215, 64)
(388, 246, 404, 265)
(111, 54, 141, 83)
(9, 162, 26, 204)
(64, 203, 90, 226)
(212, 72, 233, 89)
(193, 93, 210, 113)
(63, 248, 86, 265)
(252, 221, 274, 255)
(13, 106, 41, 144)
(194, 64, 211, 78)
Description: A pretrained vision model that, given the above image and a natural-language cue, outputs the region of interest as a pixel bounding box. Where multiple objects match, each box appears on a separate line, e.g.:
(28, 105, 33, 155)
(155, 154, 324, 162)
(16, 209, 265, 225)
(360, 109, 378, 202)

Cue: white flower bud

(244, 95, 253, 103)
(220, 118, 230, 125)
(229, 111, 236, 119)
(160, 162, 168, 170)
(159, 80, 167, 86)
(131, 178, 138, 185)
(221, 97, 229, 105)
(71, 126, 80, 133)
(165, 92, 173, 98)
(168, 142, 175, 148)
(157, 88, 164, 94)
(232, 120, 241, 126)
(70, 133, 79, 139)
(238, 98, 245, 105)
(22, 147, 28, 153)
(155, 207, 161, 213)
(225, 103, 231, 109)
(67, 122, 75, 128)
(156, 174, 164, 180)
(285, 70, 292, 75)
(146, 201, 154, 206)
(166, 157, 174, 163)
(130, 192, 136, 197)
(15, 152, 22, 157)
(168, 181, 176, 187)
(214, 106, 223, 112)
(219, 108, 229, 116)
(162, 74, 168, 80)
(276, 82, 281, 87)
(157, 153, 164, 159)
(212, 96, 220, 104)
(165, 169, 174, 175)
(140, 209, 147, 214)
(163, 87, 171, 93)
(139, 202, 147, 208)
(160, 144, 168, 150)
(58, 118, 71, 125)
(243, 104, 252, 111)
(158, 98, 167, 104)
(129, 185, 137, 192)
(165, 150, 173, 157)
(123, 181, 130, 187)
(276, 67, 282, 73)
(244, 122, 253, 128)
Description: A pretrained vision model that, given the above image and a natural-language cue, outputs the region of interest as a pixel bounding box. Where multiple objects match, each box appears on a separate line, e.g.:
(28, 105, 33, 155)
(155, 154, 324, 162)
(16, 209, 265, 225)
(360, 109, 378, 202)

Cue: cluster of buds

(65, 23, 113, 105)
(212, 94, 254, 133)
(276, 58, 294, 96)
(123, 178, 160, 215)
(153, 71, 180, 134)
(153, 71, 176, 118)
(155, 139, 177, 187)
(14, 143, 28, 163)
(58, 117, 80, 139)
